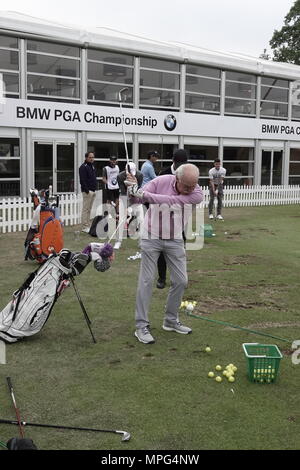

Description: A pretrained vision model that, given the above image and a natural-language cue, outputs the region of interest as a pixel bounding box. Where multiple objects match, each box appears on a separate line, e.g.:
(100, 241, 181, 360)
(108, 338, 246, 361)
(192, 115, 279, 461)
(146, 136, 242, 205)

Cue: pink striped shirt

(136, 174, 203, 239)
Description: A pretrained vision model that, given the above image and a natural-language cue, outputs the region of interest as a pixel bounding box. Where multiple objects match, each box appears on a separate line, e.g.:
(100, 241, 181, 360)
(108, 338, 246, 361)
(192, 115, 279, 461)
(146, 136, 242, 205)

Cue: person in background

(208, 158, 226, 220)
(79, 152, 97, 233)
(102, 156, 120, 214)
(141, 150, 159, 186)
(156, 149, 188, 289)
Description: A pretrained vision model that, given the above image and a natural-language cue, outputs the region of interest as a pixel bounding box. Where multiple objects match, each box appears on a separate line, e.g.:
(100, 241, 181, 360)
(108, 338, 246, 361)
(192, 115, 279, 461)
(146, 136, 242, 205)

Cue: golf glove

(128, 184, 144, 199)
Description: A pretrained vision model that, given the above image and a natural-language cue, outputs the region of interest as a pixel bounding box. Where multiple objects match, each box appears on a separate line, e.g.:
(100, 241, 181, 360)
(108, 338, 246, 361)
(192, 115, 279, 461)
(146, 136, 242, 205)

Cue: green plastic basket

(242, 343, 283, 383)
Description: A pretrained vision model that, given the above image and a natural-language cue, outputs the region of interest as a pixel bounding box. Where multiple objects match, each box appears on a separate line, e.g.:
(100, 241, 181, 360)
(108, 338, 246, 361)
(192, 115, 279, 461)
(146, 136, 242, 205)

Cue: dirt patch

(193, 296, 289, 315)
(223, 255, 257, 266)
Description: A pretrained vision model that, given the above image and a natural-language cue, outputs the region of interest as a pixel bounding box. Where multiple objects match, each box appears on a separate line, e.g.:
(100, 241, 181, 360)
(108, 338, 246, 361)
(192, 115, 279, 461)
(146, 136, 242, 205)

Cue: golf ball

(215, 365, 222, 371)
(205, 346, 211, 353)
(215, 376, 222, 383)
(208, 371, 214, 378)
(186, 303, 194, 311)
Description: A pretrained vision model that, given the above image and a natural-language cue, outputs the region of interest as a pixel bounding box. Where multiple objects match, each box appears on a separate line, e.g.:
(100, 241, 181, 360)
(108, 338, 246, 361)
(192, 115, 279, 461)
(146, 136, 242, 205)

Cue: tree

(269, 0, 300, 64)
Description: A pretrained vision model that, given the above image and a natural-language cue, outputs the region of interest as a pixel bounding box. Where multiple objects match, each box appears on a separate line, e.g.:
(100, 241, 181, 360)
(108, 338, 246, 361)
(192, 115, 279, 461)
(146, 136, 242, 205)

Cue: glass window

(225, 82, 256, 99)
(140, 57, 179, 72)
(185, 94, 220, 112)
(0, 35, 18, 49)
(27, 75, 80, 98)
(0, 49, 19, 70)
(226, 71, 256, 83)
(225, 98, 255, 115)
(0, 138, 20, 157)
(223, 147, 254, 185)
(290, 149, 300, 161)
(1, 72, 19, 94)
(261, 86, 288, 102)
(140, 70, 179, 89)
(27, 54, 80, 77)
(185, 146, 218, 161)
(289, 162, 300, 175)
(27, 40, 80, 57)
(186, 76, 220, 95)
(224, 162, 254, 176)
(0, 181, 20, 196)
(225, 71, 256, 116)
(88, 50, 133, 66)
(224, 147, 254, 160)
(88, 62, 133, 83)
(88, 83, 133, 103)
(140, 89, 179, 107)
(261, 77, 289, 88)
(186, 65, 220, 78)
(260, 102, 288, 118)
(289, 176, 300, 184)
(0, 138, 20, 196)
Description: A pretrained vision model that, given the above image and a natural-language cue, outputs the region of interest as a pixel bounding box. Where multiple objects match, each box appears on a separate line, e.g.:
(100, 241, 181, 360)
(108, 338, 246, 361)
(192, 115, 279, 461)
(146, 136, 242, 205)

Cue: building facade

(0, 12, 300, 197)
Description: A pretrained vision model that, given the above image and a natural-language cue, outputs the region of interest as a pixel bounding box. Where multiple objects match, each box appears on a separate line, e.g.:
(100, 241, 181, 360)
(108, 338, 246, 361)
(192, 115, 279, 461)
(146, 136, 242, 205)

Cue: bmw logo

(164, 114, 177, 132)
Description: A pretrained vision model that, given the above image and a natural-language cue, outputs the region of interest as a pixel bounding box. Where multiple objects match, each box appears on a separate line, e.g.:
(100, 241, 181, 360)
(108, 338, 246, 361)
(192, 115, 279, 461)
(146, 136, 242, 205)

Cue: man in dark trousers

(79, 152, 97, 233)
(156, 149, 188, 288)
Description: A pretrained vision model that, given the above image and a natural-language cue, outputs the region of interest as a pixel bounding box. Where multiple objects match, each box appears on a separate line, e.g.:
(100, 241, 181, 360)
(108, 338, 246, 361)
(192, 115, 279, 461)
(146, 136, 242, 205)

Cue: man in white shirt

(102, 156, 120, 214)
(208, 158, 226, 220)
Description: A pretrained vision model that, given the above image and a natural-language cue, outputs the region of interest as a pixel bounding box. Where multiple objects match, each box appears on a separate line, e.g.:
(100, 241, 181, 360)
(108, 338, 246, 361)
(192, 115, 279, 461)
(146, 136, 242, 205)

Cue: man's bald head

(175, 164, 199, 195)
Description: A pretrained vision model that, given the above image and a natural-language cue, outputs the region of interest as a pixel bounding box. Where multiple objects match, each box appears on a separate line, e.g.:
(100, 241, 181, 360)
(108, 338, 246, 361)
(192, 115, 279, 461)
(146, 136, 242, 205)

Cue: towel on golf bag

(0, 251, 90, 343)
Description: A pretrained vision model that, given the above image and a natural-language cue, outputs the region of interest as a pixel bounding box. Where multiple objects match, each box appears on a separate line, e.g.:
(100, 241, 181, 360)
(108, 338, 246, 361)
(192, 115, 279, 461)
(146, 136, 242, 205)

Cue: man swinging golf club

(126, 163, 203, 344)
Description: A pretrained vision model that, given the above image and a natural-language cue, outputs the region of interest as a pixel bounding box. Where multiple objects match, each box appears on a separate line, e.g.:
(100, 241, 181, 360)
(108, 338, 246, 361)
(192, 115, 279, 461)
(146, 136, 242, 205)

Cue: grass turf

(0, 204, 299, 450)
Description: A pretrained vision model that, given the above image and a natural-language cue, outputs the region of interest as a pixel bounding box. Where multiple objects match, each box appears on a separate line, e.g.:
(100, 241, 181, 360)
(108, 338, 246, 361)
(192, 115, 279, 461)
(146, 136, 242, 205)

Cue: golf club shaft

(118, 87, 130, 167)
(6, 377, 25, 438)
(0, 418, 130, 441)
(186, 311, 291, 343)
(107, 212, 129, 244)
(70, 276, 97, 344)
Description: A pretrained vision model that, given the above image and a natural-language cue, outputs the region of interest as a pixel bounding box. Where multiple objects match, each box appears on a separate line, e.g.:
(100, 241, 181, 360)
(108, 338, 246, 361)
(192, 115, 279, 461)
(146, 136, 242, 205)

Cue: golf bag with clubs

(0, 243, 113, 343)
(24, 187, 64, 263)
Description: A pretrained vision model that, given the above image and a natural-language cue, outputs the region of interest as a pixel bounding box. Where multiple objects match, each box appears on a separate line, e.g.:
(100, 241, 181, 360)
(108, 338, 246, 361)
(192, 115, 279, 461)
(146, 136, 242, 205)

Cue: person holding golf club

(156, 149, 188, 289)
(126, 163, 203, 344)
(208, 158, 226, 220)
(79, 152, 97, 233)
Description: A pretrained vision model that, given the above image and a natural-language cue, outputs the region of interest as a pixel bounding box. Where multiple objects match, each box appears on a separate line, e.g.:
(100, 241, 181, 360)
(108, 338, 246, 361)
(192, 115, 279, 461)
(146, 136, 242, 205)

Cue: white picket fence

(0, 185, 299, 233)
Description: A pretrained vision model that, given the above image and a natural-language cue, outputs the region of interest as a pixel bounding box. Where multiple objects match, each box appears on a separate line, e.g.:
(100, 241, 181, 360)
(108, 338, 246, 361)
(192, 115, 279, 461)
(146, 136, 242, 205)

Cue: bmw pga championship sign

(1, 98, 300, 141)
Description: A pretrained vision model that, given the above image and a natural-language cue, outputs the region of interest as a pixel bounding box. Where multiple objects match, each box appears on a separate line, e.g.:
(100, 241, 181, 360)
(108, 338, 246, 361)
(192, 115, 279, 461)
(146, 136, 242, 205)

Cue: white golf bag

(0, 251, 90, 343)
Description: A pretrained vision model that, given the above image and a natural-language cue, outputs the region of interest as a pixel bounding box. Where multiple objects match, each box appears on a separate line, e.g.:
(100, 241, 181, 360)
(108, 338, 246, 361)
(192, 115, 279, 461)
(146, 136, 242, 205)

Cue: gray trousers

(135, 238, 188, 329)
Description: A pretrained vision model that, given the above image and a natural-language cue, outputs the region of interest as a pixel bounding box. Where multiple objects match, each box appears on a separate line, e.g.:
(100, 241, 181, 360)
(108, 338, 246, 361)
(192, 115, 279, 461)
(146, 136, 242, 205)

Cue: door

(261, 149, 283, 185)
(34, 142, 74, 192)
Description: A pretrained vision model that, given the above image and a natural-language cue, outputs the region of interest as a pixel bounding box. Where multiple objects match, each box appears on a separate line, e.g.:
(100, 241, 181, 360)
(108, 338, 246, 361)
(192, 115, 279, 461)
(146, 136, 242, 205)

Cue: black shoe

(156, 278, 166, 289)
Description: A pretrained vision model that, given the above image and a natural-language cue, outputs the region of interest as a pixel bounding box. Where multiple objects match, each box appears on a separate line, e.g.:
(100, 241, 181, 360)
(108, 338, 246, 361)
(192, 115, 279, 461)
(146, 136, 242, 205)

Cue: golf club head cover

(94, 257, 111, 272)
(82, 243, 113, 273)
(59, 249, 73, 269)
(7, 437, 38, 450)
(128, 184, 144, 199)
(70, 252, 91, 276)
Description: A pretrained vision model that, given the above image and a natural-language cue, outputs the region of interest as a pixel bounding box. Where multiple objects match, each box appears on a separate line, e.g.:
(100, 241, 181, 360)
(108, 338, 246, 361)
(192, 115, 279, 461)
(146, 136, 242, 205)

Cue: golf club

(6, 377, 25, 438)
(118, 87, 130, 171)
(186, 311, 292, 343)
(70, 276, 97, 344)
(0, 418, 131, 442)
